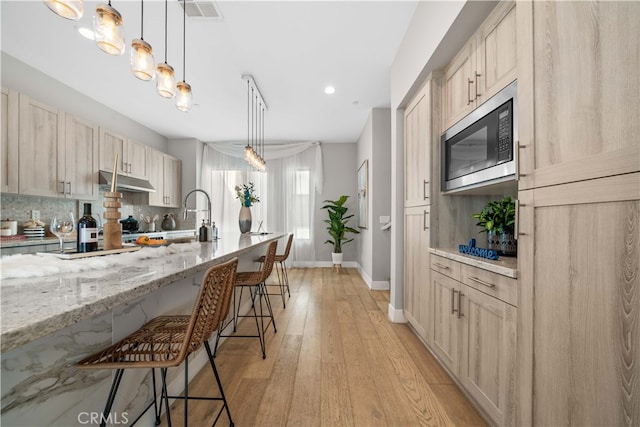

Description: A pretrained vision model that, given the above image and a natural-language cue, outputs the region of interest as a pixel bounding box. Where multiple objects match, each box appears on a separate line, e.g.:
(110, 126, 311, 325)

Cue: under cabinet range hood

(98, 170, 156, 193)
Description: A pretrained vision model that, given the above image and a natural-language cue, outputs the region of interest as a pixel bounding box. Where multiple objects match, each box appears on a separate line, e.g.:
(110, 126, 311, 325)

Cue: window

(293, 170, 310, 239)
(210, 170, 267, 233)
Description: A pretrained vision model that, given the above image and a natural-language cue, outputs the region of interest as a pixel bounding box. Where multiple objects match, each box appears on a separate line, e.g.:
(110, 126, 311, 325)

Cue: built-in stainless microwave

(441, 80, 517, 193)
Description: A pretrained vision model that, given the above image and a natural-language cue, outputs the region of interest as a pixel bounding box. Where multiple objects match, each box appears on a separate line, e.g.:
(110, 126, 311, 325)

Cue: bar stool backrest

(185, 257, 238, 354)
(280, 233, 294, 260)
(258, 241, 278, 283)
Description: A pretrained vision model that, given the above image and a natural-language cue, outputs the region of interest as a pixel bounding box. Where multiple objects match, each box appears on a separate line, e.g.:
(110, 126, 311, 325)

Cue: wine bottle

(77, 203, 98, 253)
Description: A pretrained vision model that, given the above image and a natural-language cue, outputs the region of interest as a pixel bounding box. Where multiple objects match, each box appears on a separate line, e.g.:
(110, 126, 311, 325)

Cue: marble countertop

(0, 232, 284, 352)
(430, 247, 518, 278)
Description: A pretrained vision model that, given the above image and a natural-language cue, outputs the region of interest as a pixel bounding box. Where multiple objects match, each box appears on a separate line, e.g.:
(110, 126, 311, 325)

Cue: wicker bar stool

(76, 257, 239, 427)
(214, 240, 278, 359)
(257, 233, 293, 308)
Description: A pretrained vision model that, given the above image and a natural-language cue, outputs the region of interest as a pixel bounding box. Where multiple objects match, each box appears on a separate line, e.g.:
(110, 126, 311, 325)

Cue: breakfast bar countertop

(0, 232, 284, 352)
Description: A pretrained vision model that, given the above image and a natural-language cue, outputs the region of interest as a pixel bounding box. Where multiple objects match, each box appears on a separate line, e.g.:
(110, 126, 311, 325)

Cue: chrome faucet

(183, 189, 212, 226)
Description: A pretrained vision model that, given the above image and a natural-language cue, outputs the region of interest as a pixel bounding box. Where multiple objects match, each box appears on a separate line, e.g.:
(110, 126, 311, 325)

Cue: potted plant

(472, 196, 517, 256)
(321, 195, 360, 267)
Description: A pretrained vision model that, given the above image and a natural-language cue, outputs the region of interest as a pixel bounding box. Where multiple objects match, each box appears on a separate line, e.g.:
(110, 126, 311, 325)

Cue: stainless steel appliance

(441, 80, 517, 193)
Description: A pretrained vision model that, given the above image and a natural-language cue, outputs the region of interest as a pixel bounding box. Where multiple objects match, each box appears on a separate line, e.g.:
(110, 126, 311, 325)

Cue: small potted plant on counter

(472, 196, 517, 256)
(321, 195, 359, 268)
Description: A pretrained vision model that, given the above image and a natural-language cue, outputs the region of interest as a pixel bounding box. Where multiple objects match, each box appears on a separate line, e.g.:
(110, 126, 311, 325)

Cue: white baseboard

(292, 261, 359, 268)
(388, 303, 407, 323)
(355, 265, 390, 290)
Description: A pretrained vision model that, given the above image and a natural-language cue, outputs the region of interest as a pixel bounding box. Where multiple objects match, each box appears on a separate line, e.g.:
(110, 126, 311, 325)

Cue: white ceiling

(1, 0, 418, 144)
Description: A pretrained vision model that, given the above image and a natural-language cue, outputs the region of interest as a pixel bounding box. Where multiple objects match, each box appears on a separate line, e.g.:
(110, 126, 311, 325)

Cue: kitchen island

(0, 232, 285, 426)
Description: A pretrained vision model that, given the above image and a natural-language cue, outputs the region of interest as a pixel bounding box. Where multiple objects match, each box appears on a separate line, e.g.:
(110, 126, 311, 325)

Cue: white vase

(331, 252, 343, 266)
(239, 206, 252, 234)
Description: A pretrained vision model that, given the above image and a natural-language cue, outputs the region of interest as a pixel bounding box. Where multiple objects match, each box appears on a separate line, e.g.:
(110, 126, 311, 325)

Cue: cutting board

(40, 244, 141, 259)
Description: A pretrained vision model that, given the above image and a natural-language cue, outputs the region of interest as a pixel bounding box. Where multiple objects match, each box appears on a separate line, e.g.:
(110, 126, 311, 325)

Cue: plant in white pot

(321, 195, 360, 267)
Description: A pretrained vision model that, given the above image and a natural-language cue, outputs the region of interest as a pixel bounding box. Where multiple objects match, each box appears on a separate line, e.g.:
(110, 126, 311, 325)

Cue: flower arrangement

(235, 182, 260, 207)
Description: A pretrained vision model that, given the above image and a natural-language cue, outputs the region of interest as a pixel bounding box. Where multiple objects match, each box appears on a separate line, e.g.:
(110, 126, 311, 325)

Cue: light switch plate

(379, 215, 390, 224)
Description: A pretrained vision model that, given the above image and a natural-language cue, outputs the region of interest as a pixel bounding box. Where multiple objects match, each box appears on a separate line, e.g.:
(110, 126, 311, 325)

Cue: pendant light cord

(182, 0, 186, 82)
(140, 0, 144, 40)
(163, 0, 168, 64)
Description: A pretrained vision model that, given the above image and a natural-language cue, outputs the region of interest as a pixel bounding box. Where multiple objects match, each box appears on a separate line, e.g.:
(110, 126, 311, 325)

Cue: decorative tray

(39, 244, 141, 259)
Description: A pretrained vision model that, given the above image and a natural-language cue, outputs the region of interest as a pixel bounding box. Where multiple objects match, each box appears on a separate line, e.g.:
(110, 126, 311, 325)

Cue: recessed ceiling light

(77, 26, 95, 40)
(324, 85, 335, 95)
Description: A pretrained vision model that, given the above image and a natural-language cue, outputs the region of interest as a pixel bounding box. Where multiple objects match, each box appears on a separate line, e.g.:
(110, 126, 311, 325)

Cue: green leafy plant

(472, 196, 516, 234)
(321, 195, 360, 253)
(234, 182, 260, 207)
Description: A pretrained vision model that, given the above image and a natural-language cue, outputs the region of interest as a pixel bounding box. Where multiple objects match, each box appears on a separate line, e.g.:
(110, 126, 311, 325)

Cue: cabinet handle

(515, 199, 519, 237)
(423, 210, 429, 231)
(457, 291, 464, 319)
(434, 262, 450, 270)
(128, 163, 132, 174)
(474, 72, 481, 99)
(423, 180, 429, 200)
(451, 289, 458, 315)
(468, 276, 496, 288)
(66, 181, 72, 195)
(59, 181, 66, 194)
(467, 78, 474, 105)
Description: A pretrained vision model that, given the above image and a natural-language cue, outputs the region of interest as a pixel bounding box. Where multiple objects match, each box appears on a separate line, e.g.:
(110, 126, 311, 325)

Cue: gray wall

(315, 143, 358, 263)
(1, 53, 168, 151)
(357, 108, 391, 286)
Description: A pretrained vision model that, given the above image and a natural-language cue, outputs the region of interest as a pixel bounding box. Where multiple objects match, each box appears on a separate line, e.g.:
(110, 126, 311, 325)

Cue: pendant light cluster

(243, 75, 267, 172)
(43, 0, 193, 113)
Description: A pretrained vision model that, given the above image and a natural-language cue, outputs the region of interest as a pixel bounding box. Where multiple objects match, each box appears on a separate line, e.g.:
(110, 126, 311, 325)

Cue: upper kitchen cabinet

(147, 147, 182, 208)
(1, 88, 19, 194)
(443, 1, 517, 130)
(99, 128, 148, 180)
(18, 94, 65, 197)
(64, 115, 99, 200)
(404, 78, 434, 208)
(518, 1, 640, 190)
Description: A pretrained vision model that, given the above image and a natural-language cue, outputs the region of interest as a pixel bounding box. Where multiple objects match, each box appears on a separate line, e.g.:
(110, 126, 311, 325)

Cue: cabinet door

(459, 284, 516, 426)
(127, 139, 148, 180)
(99, 128, 126, 175)
(404, 81, 431, 207)
(146, 147, 164, 206)
(443, 40, 476, 130)
(164, 155, 182, 208)
(476, 1, 517, 105)
(431, 270, 459, 374)
(18, 94, 65, 197)
(518, 1, 640, 189)
(518, 174, 640, 426)
(65, 115, 98, 200)
(403, 206, 431, 343)
(1, 88, 18, 194)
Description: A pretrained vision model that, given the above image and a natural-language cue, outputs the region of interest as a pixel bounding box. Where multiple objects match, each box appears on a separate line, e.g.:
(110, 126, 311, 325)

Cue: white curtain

(201, 141, 323, 264)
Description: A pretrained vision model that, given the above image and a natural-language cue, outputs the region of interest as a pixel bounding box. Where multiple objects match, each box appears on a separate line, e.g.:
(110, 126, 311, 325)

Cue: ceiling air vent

(179, 0, 223, 20)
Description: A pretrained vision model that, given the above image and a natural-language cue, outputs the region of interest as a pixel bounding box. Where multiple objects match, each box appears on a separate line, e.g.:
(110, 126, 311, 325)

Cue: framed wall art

(357, 159, 368, 229)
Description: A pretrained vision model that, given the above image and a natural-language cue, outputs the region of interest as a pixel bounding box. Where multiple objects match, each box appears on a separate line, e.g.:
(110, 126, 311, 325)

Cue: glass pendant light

(43, 0, 84, 20)
(130, 0, 154, 81)
(94, 2, 125, 56)
(176, 0, 193, 112)
(156, 0, 176, 98)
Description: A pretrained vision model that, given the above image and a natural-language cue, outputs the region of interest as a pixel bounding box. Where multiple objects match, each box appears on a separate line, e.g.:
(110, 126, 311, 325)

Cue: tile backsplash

(1, 193, 195, 233)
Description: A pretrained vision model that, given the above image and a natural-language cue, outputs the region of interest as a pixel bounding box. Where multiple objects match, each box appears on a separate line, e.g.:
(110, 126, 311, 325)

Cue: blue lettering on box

(459, 238, 499, 260)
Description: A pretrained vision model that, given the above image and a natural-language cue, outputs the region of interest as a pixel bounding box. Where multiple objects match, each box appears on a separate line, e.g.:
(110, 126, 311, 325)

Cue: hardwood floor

(163, 268, 486, 426)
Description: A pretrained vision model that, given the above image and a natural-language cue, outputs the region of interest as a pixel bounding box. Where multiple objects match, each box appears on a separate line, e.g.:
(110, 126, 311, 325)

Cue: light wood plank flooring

(163, 268, 486, 426)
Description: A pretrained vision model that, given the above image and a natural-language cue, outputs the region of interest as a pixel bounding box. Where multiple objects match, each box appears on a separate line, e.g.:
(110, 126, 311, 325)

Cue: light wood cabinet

(403, 206, 431, 342)
(18, 94, 65, 197)
(430, 256, 517, 426)
(99, 129, 148, 180)
(404, 79, 431, 208)
(516, 2, 640, 425)
(147, 147, 182, 208)
(517, 0, 640, 190)
(443, 1, 517, 130)
(1, 88, 19, 194)
(64, 115, 99, 200)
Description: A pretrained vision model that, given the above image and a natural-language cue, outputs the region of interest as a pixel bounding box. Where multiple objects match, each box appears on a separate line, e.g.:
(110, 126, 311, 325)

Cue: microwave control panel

(497, 102, 512, 162)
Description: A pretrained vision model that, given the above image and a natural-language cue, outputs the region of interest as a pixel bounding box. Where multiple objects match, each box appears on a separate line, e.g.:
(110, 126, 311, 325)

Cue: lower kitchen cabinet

(430, 255, 517, 426)
(403, 206, 431, 343)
